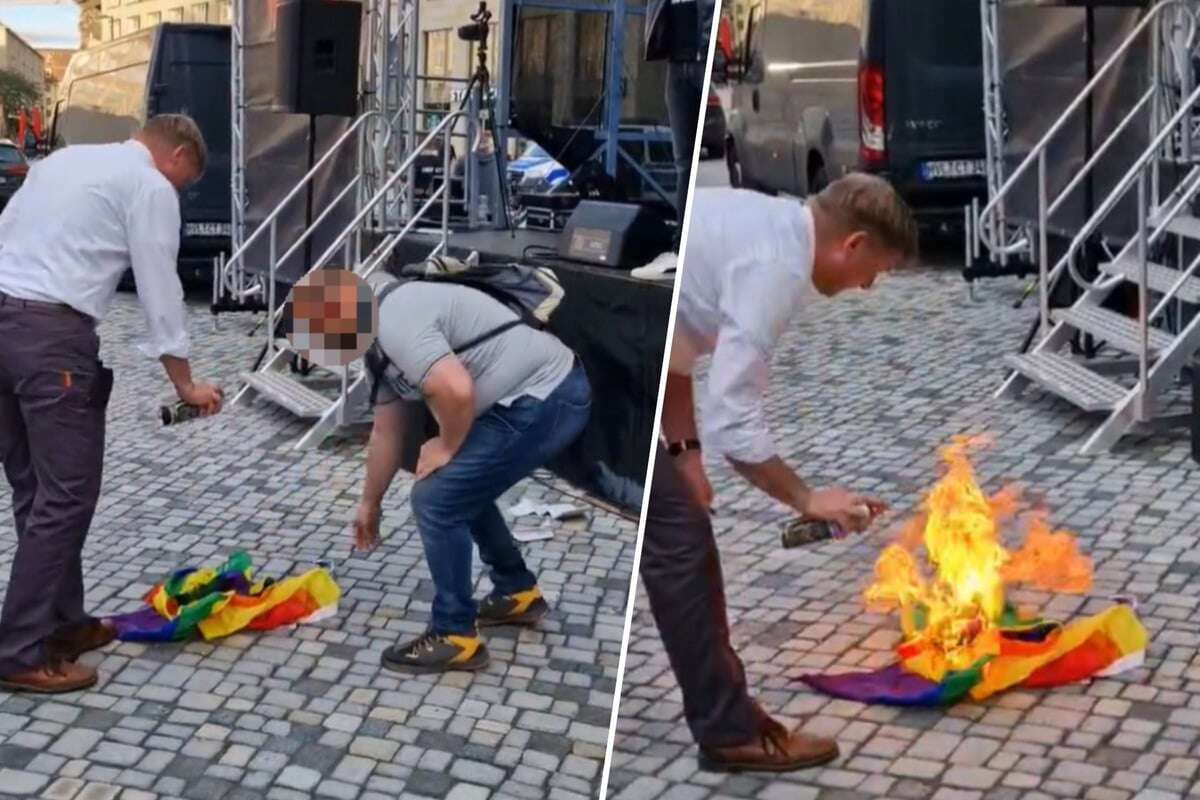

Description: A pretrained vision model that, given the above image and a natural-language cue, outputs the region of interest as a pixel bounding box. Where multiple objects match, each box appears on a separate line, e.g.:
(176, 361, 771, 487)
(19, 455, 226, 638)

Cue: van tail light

(3, 164, 27, 177)
(859, 62, 886, 168)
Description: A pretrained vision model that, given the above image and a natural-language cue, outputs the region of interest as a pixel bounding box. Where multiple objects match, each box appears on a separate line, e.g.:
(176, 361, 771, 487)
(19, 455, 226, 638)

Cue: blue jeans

(409, 362, 591, 635)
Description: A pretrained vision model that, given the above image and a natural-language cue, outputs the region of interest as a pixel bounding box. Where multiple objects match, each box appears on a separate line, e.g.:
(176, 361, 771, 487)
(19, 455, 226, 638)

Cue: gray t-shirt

(375, 280, 575, 416)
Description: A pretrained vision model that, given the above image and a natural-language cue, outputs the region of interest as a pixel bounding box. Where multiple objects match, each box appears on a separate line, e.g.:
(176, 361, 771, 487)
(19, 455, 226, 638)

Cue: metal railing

(234, 110, 464, 440)
(976, 0, 1199, 268)
(212, 110, 391, 308)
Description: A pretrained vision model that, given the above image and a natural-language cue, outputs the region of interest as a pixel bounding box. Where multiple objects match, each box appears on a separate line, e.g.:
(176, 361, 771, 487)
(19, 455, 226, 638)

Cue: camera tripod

(454, 2, 513, 232)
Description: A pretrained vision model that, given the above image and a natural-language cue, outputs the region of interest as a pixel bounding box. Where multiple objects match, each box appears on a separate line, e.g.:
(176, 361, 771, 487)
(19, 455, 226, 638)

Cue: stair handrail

(217, 110, 391, 299)
(1059, 81, 1200, 292)
(976, 0, 1198, 255)
(263, 108, 464, 331)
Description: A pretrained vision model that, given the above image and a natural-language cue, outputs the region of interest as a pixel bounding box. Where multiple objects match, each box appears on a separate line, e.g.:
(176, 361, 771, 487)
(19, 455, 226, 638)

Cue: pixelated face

(285, 268, 379, 367)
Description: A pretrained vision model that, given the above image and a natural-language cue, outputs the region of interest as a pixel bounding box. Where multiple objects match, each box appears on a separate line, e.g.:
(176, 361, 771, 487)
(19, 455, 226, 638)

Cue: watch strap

(667, 438, 701, 457)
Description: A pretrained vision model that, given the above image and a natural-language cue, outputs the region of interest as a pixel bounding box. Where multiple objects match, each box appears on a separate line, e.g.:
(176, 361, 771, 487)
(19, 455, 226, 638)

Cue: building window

(191, 3, 208, 22)
(128, 16, 141, 32)
(168, 7, 184, 22)
(424, 29, 450, 111)
(147, 11, 161, 26)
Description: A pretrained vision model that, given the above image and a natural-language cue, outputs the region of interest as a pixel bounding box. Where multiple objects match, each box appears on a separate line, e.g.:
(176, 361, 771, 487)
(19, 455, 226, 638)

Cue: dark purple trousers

(0, 295, 111, 674)
(639, 444, 767, 748)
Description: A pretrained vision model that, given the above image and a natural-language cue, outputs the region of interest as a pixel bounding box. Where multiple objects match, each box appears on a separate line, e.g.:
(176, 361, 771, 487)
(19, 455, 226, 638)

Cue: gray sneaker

(381, 631, 490, 674)
(477, 587, 550, 627)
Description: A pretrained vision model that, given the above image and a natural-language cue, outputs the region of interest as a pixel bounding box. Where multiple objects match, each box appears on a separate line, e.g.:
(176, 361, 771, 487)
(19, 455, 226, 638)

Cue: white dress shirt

(0, 140, 190, 359)
(670, 188, 820, 463)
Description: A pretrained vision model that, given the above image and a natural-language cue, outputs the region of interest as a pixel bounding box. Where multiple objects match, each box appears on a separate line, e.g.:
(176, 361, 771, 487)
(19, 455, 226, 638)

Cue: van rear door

(881, 0, 984, 194)
(148, 25, 230, 245)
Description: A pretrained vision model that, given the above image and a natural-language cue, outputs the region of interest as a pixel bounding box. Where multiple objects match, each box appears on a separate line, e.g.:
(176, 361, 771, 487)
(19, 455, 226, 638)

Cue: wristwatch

(667, 439, 701, 457)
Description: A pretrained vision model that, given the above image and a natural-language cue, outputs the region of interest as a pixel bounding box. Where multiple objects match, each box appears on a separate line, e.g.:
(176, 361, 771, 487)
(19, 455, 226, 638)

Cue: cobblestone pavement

(0, 291, 633, 800)
(609, 266, 1200, 800)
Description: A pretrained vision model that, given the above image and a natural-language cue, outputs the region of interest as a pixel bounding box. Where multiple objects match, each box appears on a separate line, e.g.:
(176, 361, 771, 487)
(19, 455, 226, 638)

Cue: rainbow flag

(106, 552, 341, 643)
(800, 604, 1146, 706)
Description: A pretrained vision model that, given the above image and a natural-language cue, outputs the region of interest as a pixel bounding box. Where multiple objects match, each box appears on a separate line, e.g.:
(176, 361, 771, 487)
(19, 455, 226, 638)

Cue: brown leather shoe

(699, 717, 840, 772)
(0, 660, 97, 694)
(46, 619, 116, 662)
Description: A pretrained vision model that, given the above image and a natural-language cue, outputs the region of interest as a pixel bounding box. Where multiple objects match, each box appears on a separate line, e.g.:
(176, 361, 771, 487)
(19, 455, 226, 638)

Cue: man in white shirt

(0, 115, 222, 693)
(642, 174, 918, 771)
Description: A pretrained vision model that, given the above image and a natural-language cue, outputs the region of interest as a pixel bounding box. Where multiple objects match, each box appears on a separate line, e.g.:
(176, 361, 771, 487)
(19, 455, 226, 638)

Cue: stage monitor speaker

(559, 201, 671, 269)
(276, 0, 363, 117)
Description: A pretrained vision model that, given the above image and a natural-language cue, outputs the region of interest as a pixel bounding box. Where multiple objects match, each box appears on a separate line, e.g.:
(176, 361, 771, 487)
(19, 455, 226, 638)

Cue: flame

(864, 437, 1093, 676)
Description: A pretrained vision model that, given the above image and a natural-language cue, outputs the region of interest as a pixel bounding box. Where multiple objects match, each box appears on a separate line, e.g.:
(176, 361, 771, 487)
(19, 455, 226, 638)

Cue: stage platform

(387, 226, 672, 511)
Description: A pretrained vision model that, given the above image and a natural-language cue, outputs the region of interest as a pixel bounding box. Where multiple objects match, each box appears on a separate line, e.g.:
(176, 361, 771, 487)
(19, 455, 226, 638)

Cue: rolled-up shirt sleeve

(127, 181, 190, 359)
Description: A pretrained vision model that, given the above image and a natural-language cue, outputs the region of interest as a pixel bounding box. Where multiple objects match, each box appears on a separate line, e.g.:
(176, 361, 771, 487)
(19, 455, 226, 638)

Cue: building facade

(419, 0, 503, 113)
(40, 48, 76, 112)
(0, 26, 46, 99)
(77, 0, 231, 46)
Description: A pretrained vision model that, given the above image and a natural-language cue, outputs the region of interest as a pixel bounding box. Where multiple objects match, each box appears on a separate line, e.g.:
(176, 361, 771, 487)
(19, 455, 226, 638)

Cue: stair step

(1100, 257, 1200, 304)
(1163, 214, 1200, 240)
(1004, 352, 1126, 412)
(1051, 305, 1174, 355)
(242, 371, 335, 419)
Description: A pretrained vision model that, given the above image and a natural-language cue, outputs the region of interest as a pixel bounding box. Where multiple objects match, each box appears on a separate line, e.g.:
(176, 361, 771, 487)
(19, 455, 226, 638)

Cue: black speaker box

(276, 0, 363, 117)
(558, 201, 672, 269)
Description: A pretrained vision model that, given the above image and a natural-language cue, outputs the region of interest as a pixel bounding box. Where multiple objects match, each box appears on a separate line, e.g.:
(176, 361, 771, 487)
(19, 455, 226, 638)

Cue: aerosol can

(780, 505, 873, 548)
(160, 400, 204, 426)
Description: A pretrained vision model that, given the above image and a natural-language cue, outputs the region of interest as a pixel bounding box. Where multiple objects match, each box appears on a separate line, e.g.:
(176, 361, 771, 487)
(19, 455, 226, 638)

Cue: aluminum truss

(215, 0, 422, 315)
(496, 0, 679, 211)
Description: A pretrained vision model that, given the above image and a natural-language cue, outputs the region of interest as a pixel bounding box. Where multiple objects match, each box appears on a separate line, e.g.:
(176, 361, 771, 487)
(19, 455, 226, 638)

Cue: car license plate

(920, 159, 986, 181)
(185, 222, 231, 237)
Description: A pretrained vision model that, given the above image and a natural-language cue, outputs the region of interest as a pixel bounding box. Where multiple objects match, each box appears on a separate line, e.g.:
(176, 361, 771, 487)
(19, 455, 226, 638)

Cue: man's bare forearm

(160, 355, 194, 393)
(426, 390, 474, 455)
(661, 372, 699, 442)
(362, 408, 405, 505)
(728, 455, 811, 514)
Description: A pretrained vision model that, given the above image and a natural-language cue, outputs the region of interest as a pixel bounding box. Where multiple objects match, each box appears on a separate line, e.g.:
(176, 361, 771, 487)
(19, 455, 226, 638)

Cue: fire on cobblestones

(803, 437, 1147, 706)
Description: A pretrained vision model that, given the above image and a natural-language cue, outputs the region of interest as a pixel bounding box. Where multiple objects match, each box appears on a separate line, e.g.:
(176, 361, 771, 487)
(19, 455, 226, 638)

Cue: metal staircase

(973, 0, 1200, 454)
(218, 109, 466, 449)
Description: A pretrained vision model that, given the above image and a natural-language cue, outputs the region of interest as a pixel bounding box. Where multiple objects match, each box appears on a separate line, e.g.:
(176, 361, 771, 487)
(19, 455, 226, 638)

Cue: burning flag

(106, 551, 340, 642)
(800, 438, 1146, 706)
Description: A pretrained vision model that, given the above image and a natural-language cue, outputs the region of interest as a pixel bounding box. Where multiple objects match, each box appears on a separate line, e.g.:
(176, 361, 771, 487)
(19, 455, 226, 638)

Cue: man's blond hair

(812, 173, 918, 263)
(141, 114, 208, 175)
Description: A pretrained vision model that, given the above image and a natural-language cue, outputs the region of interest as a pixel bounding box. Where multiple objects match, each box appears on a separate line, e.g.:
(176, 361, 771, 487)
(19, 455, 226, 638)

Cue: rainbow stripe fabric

(106, 552, 341, 643)
(800, 604, 1146, 706)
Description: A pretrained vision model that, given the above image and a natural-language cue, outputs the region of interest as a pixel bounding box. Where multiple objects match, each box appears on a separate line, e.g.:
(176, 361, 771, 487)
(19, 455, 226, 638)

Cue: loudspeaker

(559, 201, 672, 269)
(276, 0, 363, 117)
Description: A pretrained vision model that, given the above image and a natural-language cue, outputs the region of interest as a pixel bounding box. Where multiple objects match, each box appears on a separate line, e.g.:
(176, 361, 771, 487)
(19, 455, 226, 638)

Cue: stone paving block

(608, 268, 1200, 799)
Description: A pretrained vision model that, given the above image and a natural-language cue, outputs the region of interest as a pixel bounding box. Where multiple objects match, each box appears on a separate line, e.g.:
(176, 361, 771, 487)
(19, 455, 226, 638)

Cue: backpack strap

(366, 277, 525, 406)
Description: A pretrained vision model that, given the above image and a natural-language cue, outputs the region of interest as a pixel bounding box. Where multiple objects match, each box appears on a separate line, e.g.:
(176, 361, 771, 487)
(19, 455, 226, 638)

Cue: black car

(0, 140, 28, 210)
(723, 0, 985, 225)
(702, 88, 726, 159)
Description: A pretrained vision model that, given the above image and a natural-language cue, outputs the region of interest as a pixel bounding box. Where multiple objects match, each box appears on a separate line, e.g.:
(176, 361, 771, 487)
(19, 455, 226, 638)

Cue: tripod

(455, 2, 513, 233)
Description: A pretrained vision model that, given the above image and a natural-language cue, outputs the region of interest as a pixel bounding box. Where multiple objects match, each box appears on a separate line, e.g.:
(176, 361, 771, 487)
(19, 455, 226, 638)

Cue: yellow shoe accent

(508, 587, 543, 615)
(446, 634, 483, 663)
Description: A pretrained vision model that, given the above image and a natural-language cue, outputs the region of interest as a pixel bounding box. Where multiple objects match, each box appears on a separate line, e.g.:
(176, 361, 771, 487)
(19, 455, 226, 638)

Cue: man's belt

(0, 291, 93, 323)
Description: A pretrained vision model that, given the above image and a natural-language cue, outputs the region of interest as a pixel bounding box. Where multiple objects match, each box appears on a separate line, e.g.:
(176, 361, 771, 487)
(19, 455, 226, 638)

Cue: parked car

(702, 89, 726, 159)
(0, 140, 28, 211)
(723, 0, 986, 226)
(507, 142, 571, 196)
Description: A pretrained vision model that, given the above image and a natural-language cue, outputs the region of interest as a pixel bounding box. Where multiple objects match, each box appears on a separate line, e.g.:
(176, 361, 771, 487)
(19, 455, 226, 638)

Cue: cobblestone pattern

(608, 264, 1200, 800)
(0, 292, 633, 800)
